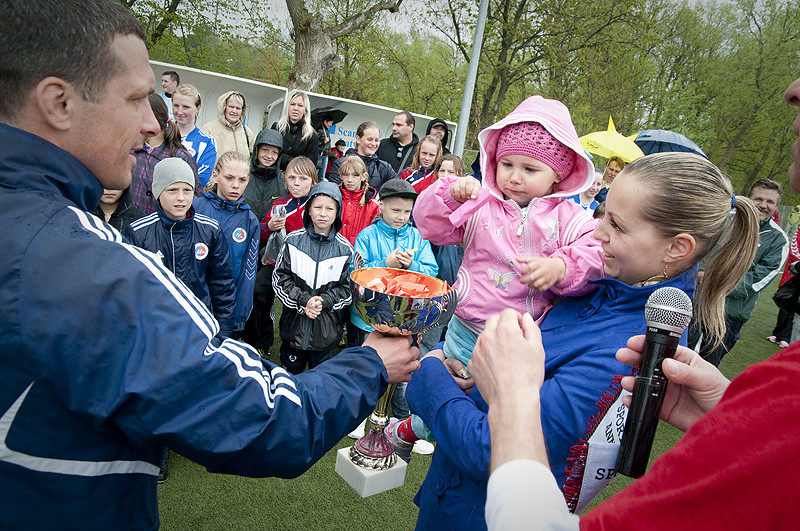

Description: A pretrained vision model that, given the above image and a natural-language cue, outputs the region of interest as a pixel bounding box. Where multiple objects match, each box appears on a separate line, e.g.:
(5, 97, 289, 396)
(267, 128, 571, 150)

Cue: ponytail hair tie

(731, 194, 736, 209)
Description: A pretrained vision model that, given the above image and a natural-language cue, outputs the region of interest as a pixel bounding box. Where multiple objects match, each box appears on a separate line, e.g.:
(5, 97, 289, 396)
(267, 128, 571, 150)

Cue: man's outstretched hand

(363, 332, 421, 383)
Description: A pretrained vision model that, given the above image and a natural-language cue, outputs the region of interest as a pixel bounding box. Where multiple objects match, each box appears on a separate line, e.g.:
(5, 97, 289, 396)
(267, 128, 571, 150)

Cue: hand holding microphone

(616, 287, 693, 478)
(617, 336, 731, 433)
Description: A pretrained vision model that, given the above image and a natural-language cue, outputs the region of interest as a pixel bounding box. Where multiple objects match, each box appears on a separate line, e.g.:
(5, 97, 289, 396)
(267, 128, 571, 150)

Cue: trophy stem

(349, 383, 398, 470)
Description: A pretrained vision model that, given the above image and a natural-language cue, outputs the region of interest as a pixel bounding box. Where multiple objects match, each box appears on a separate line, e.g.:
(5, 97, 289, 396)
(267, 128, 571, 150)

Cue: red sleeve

(581, 345, 800, 530)
(285, 203, 306, 234)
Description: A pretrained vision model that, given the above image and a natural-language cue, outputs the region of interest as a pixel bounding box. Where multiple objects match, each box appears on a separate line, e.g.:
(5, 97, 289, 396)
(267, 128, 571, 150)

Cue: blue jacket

(193, 191, 260, 331)
(182, 126, 217, 186)
(273, 182, 353, 351)
(0, 122, 391, 530)
(351, 216, 438, 331)
(126, 206, 237, 337)
(407, 268, 697, 531)
(328, 148, 400, 191)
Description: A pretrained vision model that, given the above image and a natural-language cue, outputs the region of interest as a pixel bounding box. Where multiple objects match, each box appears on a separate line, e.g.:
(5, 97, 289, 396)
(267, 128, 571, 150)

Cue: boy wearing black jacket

(272, 181, 353, 373)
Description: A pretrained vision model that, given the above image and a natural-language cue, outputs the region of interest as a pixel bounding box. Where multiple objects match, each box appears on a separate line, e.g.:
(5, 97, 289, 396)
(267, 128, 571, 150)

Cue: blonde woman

(272, 89, 318, 171)
(172, 84, 217, 186)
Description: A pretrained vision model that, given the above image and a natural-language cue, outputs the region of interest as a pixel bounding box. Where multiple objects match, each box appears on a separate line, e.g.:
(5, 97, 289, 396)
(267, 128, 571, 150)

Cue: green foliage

(123, 0, 800, 204)
(316, 2, 467, 122)
(123, 0, 293, 84)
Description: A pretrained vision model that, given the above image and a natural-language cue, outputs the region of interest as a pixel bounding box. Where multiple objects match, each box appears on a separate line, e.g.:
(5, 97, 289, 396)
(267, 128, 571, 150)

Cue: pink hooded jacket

(414, 96, 604, 331)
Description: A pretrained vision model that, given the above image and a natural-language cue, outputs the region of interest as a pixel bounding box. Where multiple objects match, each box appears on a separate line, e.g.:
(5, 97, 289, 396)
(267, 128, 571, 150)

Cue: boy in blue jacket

(127, 157, 236, 338)
(349, 179, 438, 345)
(347, 179, 437, 443)
(273, 181, 353, 374)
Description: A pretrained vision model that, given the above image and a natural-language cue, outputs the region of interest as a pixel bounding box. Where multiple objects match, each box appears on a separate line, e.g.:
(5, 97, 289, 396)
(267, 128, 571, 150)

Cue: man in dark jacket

(691, 178, 789, 366)
(426, 118, 451, 154)
(376, 111, 419, 172)
(273, 181, 353, 373)
(0, 2, 420, 527)
(317, 114, 333, 181)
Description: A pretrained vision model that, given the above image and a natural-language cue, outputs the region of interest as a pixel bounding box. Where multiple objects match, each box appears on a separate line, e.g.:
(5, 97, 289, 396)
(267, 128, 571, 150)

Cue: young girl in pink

(337, 156, 381, 245)
(387, 95, 605, 457)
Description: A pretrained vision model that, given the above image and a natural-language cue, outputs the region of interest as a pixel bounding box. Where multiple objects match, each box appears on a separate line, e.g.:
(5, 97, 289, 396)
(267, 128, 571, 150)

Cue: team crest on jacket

(232, 227, 247, 243)
(195, 243, 209, 260)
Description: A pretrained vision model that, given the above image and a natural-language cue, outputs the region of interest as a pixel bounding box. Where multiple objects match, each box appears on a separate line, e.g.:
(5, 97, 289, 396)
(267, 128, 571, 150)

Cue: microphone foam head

(645, 287, 693, 333)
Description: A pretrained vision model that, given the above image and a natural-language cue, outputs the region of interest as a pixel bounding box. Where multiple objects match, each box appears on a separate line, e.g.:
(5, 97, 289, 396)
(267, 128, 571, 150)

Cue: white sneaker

(412, 439, 435, 455)
(348, 419, 366, 439)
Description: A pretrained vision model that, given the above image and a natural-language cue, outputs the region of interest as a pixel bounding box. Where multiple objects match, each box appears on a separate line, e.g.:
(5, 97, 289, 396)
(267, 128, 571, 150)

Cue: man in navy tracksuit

(0, 2, 419, 528)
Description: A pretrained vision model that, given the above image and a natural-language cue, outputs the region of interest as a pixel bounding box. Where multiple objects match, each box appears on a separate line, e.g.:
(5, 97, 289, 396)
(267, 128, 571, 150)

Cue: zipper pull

(517, 210, 528, 236)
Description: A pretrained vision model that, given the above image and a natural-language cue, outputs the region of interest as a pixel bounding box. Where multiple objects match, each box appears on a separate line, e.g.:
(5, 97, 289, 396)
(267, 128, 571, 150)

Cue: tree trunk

(287, 22, 339, 91)
(285, 0, 403, 92)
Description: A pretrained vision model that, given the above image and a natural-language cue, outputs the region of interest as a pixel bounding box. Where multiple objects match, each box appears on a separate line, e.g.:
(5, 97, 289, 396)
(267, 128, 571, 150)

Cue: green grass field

(158, 281, 785, 529)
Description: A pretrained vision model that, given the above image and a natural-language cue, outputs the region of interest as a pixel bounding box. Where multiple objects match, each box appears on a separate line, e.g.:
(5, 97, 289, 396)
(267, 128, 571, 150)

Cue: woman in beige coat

(202, 91, 255, 162)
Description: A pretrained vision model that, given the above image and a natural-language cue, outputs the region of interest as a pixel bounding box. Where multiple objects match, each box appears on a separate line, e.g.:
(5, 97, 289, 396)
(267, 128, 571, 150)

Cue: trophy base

(335, 447, 407, 498)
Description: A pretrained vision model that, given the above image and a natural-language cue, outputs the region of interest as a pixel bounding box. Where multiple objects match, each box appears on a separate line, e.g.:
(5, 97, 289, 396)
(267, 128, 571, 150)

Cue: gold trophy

(335, 255, 456, 495)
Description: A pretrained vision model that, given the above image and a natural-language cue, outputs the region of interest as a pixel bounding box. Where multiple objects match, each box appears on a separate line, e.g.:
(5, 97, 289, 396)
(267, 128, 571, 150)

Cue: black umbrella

(633, 129, 707, 158)
(311, 107, 347, 130)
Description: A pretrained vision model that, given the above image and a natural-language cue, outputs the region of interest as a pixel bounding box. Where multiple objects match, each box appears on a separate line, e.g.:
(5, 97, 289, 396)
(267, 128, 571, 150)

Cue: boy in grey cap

(126, 156, 236, 481)
(127, 157, 236, 338)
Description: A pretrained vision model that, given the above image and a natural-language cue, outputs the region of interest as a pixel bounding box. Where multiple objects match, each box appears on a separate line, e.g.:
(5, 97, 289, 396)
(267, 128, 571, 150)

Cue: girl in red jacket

(337, 156, 381, 245)
(400, 135, 443, 194)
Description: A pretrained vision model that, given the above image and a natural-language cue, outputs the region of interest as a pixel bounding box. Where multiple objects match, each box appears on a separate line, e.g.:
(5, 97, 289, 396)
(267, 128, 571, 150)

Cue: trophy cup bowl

(348, 265, 457, 470)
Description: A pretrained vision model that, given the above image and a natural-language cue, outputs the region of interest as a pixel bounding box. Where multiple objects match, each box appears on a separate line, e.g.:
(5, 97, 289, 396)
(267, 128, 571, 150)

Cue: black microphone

(616, 286, 693, 478)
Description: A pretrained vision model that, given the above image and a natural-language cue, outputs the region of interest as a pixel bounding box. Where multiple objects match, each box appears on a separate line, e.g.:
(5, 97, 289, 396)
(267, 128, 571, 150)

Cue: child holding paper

(347, 179, 437, 449)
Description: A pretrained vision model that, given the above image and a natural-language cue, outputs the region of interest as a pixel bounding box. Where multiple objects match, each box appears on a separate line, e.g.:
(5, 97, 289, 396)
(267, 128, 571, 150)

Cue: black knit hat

(379, 178, 417, 201)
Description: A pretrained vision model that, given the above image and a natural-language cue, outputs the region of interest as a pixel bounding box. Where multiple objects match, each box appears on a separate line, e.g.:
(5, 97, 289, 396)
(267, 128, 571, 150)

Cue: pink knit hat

(495, 121, 574, 176)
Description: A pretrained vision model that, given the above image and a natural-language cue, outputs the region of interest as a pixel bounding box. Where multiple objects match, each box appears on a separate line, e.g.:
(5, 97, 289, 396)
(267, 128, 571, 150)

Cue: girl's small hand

(517, 256, 566, 291)
(268, 216, 286, 232)
(450, 176, 482, 203)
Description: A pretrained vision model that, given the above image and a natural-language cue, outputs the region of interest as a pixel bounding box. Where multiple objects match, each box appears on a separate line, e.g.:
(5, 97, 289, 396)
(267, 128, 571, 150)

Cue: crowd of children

(90, 91, 623, 467)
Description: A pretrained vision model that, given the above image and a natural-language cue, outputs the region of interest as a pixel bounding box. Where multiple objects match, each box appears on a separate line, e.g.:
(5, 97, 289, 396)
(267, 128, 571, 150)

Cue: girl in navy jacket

(194, 151, 260, 334)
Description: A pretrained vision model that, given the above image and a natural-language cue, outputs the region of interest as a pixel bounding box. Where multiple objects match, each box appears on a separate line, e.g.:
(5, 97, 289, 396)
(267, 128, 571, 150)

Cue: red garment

(778, 230, 800, 287)
(326, 148, 345, 176)
(259, 195, 308, 245)
(400, 167, 437, 194)
(339, 185, 381, 245)
(581, 343, 800, 530)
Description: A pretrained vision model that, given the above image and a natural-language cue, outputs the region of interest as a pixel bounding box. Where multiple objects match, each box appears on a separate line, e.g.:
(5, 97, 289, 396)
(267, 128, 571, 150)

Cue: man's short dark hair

(749, 178, 783, 199)
(162, 71, 180, 85)
(397, 111, 415, 128)
(323, 113, 334, 123)
(0, 0, 145, 122)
